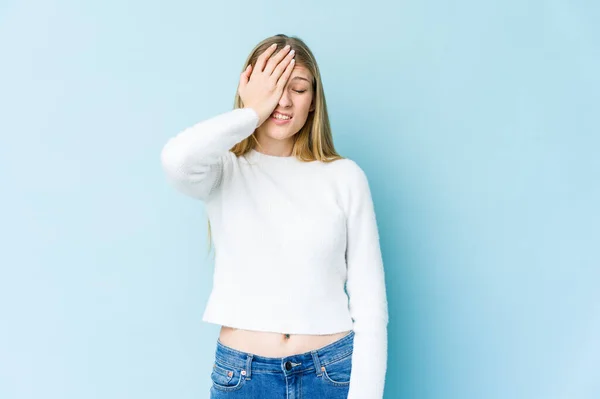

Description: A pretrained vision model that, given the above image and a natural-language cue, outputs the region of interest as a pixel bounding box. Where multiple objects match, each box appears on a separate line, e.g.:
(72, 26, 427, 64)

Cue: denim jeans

(209, 330, 354, 398)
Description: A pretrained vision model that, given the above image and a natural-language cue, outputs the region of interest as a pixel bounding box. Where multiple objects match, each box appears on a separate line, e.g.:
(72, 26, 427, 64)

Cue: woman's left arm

(344, 160, 389, 399)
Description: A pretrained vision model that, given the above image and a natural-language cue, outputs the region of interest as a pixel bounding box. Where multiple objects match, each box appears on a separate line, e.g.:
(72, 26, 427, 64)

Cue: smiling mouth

(271, 112, 292, 120)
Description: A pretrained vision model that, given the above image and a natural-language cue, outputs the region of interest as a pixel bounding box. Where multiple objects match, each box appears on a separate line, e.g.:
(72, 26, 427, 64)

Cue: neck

(254, 131, 295, 157)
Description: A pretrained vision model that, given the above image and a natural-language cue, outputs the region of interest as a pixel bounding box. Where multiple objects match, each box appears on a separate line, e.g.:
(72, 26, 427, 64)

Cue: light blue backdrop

(1, 1, 598, 398)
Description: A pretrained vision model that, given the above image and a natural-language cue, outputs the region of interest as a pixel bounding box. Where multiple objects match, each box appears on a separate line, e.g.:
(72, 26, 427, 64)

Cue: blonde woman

(161, 34, 389, 399)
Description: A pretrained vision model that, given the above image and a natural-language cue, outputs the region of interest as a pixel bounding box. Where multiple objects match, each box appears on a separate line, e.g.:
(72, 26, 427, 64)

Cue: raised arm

(161, 42, 297, 201)
(344, 161, 390, 399)
(160, 107, 259, 200)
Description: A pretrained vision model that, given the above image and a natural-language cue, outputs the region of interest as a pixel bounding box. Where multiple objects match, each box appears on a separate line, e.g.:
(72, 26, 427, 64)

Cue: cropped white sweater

(160, 107, 389, 398)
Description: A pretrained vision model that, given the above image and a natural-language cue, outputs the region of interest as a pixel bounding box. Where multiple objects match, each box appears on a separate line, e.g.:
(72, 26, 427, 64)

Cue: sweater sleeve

(344, 161, 389, 399)
(160, 107, 260, 201)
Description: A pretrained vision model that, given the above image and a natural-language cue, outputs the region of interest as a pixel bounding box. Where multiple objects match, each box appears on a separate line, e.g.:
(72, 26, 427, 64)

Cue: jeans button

(284, 361, 292, 371)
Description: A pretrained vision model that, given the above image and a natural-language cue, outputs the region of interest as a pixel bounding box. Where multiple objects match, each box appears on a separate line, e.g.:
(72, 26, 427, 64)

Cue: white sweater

(160, 107, 389, 398)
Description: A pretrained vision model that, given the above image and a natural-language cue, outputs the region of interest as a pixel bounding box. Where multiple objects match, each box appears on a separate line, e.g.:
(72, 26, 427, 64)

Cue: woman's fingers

(272, 49, 295, 81)
(253, 43, 278, 75)
(264, 45, 292, 76)
(239, 64, 252, 87)
(238, 43, 296, 124)
(277, 58, 295, 89)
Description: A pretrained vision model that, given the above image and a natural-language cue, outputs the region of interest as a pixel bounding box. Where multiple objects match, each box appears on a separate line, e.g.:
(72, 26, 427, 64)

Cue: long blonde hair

(206, 34, 344, 256)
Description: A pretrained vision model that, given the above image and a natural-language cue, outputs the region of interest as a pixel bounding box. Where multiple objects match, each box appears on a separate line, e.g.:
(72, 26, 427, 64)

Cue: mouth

(270, 111, 293, 124)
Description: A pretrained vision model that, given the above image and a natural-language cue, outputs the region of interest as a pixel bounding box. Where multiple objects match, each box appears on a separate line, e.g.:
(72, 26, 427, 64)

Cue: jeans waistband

(214, 330, 354, 377)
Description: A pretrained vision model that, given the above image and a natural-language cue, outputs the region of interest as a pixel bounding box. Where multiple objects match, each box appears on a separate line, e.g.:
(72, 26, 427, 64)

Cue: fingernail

(284, 44, 290, 50)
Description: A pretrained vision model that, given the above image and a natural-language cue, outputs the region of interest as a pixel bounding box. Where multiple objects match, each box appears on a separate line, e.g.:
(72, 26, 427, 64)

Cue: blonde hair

(206, 34, 344, 256)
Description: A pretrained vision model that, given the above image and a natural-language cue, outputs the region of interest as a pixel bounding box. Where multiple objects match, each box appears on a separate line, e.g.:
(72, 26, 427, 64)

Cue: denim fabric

(209, 330, 354, 399)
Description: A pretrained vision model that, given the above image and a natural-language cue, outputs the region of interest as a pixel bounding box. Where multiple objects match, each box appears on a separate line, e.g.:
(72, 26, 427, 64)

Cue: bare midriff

(219, 326, 352, 358)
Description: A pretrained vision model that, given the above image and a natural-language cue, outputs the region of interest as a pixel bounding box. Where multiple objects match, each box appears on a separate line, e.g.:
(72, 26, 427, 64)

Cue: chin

(265, 126, 300, 140)
(265, 131, 297, 141)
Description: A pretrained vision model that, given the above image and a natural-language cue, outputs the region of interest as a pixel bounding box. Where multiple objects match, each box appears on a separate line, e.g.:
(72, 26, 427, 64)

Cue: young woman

(161, 34, 389, 399)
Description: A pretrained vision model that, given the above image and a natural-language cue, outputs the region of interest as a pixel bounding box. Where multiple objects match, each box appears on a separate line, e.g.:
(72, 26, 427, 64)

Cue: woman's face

(256, 65, 315, 141)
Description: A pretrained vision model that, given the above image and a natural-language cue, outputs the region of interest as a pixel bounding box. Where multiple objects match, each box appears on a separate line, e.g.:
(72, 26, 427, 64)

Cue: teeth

(273, 113, 291, 120)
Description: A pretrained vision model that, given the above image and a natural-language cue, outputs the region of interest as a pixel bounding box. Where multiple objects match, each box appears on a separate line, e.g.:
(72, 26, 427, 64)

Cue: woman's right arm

(160, 107, 259, 201)
(161, 42, 296, 201)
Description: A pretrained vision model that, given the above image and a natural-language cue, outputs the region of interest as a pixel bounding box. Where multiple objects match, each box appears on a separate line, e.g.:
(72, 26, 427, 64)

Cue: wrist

(244, 106, 269, 127)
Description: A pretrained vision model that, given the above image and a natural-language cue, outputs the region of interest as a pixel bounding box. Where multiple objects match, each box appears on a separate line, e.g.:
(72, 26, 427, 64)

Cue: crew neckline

(251, 148, 294, 158)
(244, 148, 325, 165)
(247, 148, 299, 162)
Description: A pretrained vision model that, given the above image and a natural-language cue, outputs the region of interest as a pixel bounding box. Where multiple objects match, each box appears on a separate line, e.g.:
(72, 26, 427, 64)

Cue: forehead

(290, 65, 313, 84)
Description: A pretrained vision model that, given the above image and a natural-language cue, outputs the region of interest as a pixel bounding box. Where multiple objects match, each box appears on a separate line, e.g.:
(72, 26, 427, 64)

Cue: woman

(161, 34, 389, 399)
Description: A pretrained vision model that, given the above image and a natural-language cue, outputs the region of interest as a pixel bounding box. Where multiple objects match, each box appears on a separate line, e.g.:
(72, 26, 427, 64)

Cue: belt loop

(310, 350, 323, 376)
(245, 354, 253, 380)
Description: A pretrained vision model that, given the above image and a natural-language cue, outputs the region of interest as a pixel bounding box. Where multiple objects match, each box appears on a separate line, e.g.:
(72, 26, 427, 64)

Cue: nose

(278, 89, 292, 108)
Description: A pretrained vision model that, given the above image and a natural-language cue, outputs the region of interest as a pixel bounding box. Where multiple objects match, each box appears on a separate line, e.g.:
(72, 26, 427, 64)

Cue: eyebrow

(291, 76, 311, 83)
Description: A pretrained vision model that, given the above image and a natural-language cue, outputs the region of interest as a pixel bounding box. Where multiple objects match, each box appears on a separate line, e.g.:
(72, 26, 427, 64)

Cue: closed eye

(293, 90, 307, 93)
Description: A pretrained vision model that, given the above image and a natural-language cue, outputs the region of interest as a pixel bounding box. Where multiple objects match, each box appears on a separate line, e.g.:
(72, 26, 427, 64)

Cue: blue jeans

(209, 330, 354, 398)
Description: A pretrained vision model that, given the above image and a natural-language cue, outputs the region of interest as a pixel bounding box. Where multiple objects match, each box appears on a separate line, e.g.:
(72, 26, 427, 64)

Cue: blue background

(1, 0, 598, 398)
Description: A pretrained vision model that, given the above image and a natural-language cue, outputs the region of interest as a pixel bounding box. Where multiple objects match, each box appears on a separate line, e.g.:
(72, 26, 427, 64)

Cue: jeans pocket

(321, 352, 352, 386)
(210, 361, 246, 392)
